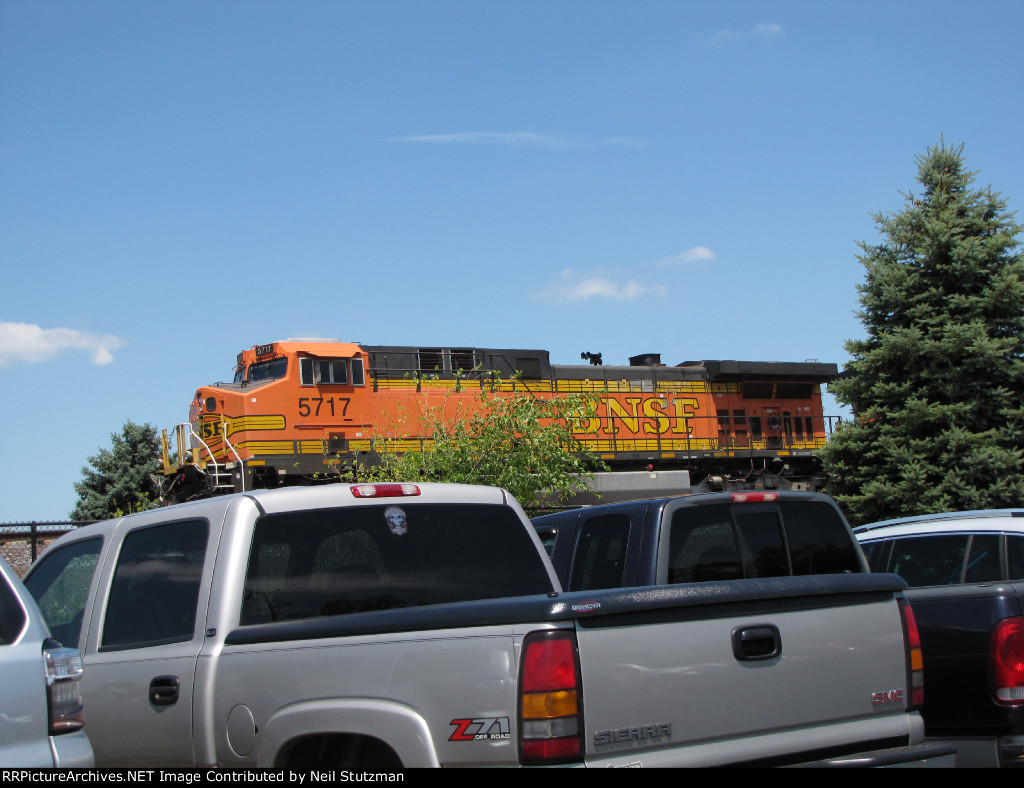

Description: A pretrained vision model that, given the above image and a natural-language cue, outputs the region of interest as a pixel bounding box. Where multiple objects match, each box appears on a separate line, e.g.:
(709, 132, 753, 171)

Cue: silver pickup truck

(24, 483, 953, 768)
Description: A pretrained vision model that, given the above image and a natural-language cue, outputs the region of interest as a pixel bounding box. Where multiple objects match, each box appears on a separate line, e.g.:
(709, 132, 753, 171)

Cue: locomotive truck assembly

(156, 340, 840, 505)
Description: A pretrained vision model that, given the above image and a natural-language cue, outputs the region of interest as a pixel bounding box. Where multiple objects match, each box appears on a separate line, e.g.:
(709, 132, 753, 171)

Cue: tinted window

(568, 515, 630, 591)
(1009, 536, 1024, 581)
(669, 503, 749, 583)
(778, 501, 861, 575)
(888, 535, 969, 587)
(669, 500, 860, 583)
(102, 521, 208, 650)
(964, 534, 1001, 584)
(24, 538, 102, 650)
(859, 540, 883, 570)
(534, 525, 558, 557)
(241, 504, 553, 625)
(734, 510, 790, 578)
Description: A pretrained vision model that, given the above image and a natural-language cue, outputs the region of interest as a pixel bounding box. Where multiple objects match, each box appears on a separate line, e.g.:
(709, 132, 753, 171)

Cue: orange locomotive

(157, 340, 840, 504)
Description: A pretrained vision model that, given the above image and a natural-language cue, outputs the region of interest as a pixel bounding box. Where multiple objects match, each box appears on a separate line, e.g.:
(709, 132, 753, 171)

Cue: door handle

(732, 624, 782, 661)
(149, 675, 181, 706)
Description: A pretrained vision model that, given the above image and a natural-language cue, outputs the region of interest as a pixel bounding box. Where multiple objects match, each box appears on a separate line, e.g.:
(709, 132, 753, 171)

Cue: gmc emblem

(872, 689, 905, 705)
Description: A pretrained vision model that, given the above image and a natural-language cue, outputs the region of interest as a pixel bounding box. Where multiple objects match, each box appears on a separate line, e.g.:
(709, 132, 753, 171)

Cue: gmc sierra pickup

(24, 483, 953, 768)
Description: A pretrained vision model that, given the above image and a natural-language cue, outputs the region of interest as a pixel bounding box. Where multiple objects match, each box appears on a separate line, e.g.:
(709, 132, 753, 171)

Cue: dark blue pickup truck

(533, 490, 868, 591)
(855, 509, 1024, 768)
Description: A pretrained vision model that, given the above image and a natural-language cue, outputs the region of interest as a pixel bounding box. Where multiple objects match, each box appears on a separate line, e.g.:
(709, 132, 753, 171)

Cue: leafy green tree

(71, 421, 162, 520)
(363, 389, 607, 507)
(823, 141, 1024, 525)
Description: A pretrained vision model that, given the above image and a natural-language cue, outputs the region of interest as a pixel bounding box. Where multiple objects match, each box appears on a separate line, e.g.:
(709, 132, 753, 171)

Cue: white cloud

(752, 24, 783, 39)
(533, 270, 668, 304)
(0, 321, 126, 367)
(706, 23, 783, 46)
(653, 246, 716, 268)
(707, 28, 743, 46)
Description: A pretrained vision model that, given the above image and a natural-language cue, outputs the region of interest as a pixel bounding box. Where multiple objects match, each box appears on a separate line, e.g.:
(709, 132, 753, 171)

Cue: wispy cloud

(752, 24, 783, 39)
(395, 132, 649, 149)
(532, 270, 668, 304)
(532, 246, 716, 304)
(653, 246, 716, 268)
(0, 321, 126, 367)
(706, 23, 783, 46)
(395, 132, 574, 148)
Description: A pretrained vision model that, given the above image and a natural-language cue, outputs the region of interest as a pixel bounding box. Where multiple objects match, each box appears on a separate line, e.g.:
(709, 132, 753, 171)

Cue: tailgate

(571, 578, 915, 766)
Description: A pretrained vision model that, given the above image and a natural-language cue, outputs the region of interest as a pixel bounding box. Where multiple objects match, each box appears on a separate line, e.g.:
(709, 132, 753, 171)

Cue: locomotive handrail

(219, 417, 245, 492)
(182, 424, 223, 485)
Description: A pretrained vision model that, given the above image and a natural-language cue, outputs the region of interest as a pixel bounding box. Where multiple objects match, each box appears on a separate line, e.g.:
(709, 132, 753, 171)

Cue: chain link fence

(0, 522, 95, 577)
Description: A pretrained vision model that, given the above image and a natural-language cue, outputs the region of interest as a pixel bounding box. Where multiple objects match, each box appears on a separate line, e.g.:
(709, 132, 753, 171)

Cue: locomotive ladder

(166, 422, 243, 494)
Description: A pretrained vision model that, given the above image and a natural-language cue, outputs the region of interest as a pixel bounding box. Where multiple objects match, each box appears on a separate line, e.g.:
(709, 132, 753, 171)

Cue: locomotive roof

(246, 342, 838, 382)
(699, 360, 839, 382)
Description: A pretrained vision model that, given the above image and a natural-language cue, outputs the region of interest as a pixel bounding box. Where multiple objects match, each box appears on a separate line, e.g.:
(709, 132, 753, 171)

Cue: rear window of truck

(668, 500, 861, 583)
(241, 503, 553, 625)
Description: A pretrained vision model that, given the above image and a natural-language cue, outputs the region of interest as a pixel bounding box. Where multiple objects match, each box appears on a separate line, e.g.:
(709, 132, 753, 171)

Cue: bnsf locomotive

(157, 340, 839, 505)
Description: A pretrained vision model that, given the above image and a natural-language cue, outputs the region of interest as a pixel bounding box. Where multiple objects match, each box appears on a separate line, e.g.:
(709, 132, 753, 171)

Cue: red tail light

(898, 598, 924, 709)
(519, 630, 584, 765)
(991, 616, 1024, 705)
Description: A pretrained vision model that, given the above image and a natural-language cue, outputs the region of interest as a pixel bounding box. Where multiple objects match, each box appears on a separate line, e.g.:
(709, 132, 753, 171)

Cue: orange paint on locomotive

(176, 341, 834, 490)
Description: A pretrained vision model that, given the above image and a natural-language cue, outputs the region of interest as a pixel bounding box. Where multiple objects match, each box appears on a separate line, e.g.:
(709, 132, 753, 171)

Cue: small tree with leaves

(70, 420, 162, 520)
(823, 141, 1024, 525)
(364, 389, 607, 508)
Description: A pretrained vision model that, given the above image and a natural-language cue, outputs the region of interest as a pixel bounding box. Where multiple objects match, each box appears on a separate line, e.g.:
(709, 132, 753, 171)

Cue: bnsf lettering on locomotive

(590, 396, 698, 437)
(201, 420, 223, 441)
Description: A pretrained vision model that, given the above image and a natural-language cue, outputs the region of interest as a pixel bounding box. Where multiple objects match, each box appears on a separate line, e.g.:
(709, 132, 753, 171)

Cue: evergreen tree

(823, 142, 1024, 525)
(70, 421, 162, 520)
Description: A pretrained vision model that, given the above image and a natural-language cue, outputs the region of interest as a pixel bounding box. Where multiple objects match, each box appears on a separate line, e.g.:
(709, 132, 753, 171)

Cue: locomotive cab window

(247, 357, 287, 382)
(300, 357, 364, 386)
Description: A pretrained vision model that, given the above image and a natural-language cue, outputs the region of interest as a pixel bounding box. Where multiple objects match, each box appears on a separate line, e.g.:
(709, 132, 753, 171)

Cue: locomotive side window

(776, 383, 814, 399)
(300, 357, 363, 386)
(742, 382, 774, 399)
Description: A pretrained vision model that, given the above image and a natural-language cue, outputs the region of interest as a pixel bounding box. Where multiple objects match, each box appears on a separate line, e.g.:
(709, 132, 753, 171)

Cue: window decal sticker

(384, 506, 407, 536)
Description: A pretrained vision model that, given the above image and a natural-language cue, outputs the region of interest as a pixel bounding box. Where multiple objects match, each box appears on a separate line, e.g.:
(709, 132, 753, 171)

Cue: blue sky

(2, 1, 1022, 522)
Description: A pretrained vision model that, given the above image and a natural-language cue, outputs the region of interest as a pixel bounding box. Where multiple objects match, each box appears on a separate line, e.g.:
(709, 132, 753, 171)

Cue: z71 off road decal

(449, 717, 511, 741)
